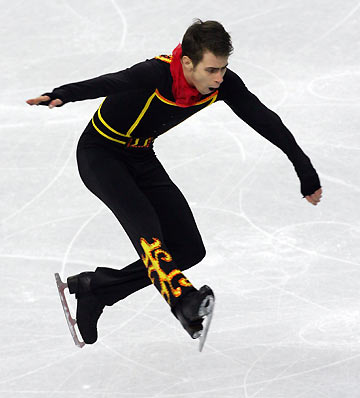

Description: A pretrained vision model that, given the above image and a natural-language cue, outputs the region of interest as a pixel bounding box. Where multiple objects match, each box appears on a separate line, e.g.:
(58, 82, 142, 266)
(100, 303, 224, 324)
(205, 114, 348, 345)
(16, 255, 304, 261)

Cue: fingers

(26, 96, 63, 108)
(49, 98, 63, 108)
(305, 188, 323, 206)
(26, 95, 51, 105)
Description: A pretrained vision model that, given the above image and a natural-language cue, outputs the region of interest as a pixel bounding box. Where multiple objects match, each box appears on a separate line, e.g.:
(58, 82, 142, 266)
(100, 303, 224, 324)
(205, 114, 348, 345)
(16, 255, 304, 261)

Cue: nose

(214, 70, 224, 85)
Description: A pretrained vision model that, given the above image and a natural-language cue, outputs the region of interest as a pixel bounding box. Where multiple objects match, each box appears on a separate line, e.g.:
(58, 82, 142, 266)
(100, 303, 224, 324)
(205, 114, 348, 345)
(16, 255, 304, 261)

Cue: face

(181, 51, 229, 95)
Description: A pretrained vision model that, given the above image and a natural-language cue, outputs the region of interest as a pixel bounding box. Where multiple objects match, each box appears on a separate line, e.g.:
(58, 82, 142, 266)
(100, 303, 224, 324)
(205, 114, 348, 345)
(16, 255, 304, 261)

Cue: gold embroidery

(155, 55, 172, 64)
(140, 237, 193, 304)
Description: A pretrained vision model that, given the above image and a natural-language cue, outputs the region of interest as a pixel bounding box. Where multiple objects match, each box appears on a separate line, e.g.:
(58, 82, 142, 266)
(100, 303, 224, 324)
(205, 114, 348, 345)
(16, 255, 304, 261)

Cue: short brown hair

(181, 19, 233, 67)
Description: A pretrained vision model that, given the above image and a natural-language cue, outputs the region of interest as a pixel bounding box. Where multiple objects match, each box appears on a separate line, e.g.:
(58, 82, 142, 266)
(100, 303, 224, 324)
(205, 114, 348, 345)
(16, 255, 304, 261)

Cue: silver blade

(198, 297, 215, 352)
(54, 273, 85, 348)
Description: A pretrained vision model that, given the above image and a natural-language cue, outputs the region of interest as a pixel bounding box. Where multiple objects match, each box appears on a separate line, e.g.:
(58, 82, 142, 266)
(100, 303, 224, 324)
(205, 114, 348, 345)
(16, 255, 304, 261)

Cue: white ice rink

(1, 0, 360, 396)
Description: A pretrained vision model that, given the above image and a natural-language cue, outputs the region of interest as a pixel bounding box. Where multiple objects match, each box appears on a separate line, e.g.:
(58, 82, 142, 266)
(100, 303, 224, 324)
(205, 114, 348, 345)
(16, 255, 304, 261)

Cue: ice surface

(1, 0, 360, 397)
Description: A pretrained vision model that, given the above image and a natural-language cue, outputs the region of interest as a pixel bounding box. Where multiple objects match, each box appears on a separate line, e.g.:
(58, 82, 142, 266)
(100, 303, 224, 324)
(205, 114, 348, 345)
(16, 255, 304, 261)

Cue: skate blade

(54, 273, 85, 348)
(198, 295, 215, 352)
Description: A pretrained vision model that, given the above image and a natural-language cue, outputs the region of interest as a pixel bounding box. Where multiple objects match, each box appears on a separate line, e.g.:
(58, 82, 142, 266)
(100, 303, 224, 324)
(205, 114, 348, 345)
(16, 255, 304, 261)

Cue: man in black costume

(27, 19, 322, 345)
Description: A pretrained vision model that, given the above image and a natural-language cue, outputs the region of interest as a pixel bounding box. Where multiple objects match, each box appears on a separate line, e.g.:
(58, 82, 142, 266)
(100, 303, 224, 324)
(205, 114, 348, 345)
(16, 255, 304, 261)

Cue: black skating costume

(44, 52, 320, 330)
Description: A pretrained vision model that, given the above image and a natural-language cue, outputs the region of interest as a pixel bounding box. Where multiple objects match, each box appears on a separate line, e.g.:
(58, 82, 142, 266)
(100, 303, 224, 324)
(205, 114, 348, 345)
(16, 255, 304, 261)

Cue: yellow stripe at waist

(91, 117, 154, 148)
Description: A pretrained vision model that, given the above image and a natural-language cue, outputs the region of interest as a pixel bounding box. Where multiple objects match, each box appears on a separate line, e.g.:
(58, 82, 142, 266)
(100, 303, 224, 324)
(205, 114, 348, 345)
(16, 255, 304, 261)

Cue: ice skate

(55, 271, 104, 346)
(171, 285, 215, 352)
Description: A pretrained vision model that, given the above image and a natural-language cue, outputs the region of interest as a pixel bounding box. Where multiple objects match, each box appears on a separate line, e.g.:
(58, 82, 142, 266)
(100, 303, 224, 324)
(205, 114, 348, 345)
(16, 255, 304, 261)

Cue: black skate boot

(67, 272, 104, 344)
(171, 285, 215, 340)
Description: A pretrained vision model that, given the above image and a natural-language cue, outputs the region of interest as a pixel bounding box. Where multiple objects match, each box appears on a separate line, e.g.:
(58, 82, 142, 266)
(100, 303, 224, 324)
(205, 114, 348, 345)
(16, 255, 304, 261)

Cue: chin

(202, 88, 213, 95)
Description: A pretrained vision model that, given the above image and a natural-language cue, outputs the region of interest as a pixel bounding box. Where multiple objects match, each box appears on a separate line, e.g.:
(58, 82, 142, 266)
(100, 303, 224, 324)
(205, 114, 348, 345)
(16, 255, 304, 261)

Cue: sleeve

(41, 59, 162, 106)
(221, 69, 321, 197)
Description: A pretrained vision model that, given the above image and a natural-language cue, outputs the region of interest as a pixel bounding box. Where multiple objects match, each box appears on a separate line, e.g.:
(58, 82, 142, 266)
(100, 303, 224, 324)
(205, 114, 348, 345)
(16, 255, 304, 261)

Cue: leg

(92, 154, 206, 305)
(76, 142, 196, 308)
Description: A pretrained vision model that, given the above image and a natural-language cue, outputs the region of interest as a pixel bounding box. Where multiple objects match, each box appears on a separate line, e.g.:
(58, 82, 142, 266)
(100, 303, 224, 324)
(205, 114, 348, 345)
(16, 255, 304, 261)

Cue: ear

(181, 55, 194, 71)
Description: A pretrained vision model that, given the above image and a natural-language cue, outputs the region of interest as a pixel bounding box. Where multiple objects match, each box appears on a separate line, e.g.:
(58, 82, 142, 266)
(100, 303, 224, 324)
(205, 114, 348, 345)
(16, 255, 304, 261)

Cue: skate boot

(171, 285, 215, 350)
(67, 272, 105, 344)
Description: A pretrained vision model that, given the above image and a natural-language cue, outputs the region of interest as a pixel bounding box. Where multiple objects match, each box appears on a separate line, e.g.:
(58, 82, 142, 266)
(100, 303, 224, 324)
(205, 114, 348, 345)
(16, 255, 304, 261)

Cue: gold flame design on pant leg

(140, 237, 193, 305)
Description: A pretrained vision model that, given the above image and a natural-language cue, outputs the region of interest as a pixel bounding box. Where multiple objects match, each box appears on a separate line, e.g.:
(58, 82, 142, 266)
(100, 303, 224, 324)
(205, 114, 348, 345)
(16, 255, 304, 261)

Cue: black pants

(76, 123, 206, 307)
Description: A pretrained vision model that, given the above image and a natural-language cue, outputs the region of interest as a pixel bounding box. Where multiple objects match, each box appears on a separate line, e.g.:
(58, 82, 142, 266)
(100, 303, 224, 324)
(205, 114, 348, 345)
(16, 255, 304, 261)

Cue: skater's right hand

(26, 95, 63, 109)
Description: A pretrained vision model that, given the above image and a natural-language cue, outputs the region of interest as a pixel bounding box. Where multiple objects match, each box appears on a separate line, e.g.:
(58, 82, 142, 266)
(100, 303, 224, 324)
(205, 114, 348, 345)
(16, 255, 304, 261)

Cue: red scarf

(170, 44, 202, 107)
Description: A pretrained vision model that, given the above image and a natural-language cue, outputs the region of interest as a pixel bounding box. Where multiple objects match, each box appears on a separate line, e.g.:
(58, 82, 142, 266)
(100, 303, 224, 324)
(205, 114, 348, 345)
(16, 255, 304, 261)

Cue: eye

(207, 67, 227, 74)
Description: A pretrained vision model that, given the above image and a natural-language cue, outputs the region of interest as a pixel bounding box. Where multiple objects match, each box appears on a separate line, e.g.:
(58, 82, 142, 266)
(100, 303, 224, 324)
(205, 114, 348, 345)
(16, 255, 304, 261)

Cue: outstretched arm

(222, 69, 322, 205)
(26, 58, 162, 107)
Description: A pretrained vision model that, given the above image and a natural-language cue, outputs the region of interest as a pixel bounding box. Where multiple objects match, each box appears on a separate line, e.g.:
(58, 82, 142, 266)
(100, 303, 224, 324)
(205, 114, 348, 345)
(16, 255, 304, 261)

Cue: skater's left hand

(305, 188, 322, 206)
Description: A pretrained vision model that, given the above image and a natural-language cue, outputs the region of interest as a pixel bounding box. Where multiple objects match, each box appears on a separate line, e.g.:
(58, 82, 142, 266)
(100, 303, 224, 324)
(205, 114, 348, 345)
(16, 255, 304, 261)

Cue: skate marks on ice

(299, 310, 360, 348)
(1, 126, 78, 226)
(288, 1, 360, 58)
(308, 71, 360, 103)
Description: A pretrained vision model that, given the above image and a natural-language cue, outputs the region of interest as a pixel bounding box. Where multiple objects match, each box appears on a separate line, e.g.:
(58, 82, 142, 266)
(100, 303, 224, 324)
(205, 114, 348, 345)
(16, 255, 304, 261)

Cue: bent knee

(195, 244, 206, 263)
(180, 242, 206, 271)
